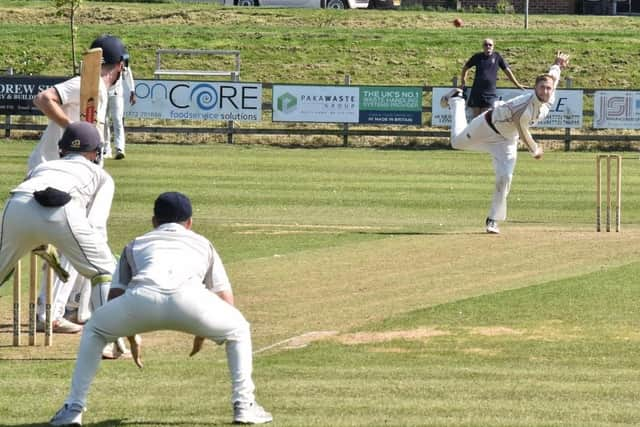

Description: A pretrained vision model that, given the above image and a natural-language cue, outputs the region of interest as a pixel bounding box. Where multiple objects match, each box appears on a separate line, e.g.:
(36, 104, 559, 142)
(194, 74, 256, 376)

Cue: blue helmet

(90, 35, 129, 65)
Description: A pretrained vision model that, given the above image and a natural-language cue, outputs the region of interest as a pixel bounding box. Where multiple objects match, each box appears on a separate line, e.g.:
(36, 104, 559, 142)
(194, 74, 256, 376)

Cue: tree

(53, 0, 83, 75)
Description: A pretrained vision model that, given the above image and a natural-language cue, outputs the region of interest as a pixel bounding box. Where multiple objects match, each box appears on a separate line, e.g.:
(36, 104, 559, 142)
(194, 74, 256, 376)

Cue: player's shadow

(0, 422, 123, 427)
(0, 420, 230, 426)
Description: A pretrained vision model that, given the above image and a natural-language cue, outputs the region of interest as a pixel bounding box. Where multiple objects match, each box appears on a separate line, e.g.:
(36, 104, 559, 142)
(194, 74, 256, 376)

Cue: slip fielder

(49, 192, 273, 426)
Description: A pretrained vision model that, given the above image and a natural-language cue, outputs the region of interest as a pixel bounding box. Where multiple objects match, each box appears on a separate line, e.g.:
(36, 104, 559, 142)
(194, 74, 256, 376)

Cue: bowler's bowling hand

(533, 146, 544, 160)
(555, 51, 570, 69)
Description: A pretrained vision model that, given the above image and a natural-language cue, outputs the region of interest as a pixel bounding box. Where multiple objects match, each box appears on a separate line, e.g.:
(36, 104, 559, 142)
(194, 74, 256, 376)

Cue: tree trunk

(70, 9, 77, 75)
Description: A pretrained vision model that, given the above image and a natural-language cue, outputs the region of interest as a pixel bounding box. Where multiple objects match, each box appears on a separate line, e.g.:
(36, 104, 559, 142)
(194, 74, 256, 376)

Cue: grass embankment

(1, 1, 638, 88)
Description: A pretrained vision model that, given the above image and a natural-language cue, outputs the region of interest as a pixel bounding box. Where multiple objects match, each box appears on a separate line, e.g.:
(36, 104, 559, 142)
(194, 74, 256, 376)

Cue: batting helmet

(90, 35, 129, 65)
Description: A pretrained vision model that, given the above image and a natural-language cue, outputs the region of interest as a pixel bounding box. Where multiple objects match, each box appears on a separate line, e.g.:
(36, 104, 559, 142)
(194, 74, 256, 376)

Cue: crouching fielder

(50, 192, 272, 426)
(0, 122, 115, 308)
(440, 51, 570, 234)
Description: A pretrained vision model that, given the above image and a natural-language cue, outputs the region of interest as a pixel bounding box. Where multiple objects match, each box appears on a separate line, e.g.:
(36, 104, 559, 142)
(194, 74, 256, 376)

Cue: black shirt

(464, 52, 509, 95)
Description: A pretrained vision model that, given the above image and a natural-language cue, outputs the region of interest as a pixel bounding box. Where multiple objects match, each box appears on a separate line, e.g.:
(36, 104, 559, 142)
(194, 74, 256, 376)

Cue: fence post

(228, 71, 239, 144)
(564, 77, 572, 151)
(5, 67, 13, 138)
(452, 76, 458, 88)
(342, 74, 351, 147)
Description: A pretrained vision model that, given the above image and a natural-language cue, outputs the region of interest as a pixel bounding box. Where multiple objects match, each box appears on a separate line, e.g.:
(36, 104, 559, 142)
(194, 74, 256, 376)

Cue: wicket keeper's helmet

(90, 35, 129, 65)
(58, 122, 101, 153)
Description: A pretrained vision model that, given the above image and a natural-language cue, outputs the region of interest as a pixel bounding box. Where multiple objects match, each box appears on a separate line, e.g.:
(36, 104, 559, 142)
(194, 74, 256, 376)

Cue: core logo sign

(190, 83, 218, 110)
(125, 80, 262, 122)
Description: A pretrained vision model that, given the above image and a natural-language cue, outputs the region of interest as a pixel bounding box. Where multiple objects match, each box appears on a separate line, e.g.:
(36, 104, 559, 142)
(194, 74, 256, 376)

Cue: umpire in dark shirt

(460, 38, 525, 118)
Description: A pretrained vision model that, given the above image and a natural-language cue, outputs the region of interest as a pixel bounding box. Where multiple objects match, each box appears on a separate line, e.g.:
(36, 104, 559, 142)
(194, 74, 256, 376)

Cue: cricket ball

(453, 18, 463, 28)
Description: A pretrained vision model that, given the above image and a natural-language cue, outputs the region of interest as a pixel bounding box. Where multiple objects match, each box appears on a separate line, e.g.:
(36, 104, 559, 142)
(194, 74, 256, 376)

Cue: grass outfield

(1, 142, 640, 425)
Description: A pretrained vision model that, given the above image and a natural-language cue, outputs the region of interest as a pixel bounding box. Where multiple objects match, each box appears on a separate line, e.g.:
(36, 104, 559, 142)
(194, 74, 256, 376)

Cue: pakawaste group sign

(272, 84, 423, 125)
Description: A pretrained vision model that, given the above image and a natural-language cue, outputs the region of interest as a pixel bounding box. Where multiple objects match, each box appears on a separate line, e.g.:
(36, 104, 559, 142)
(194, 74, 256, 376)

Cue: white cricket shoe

(440, 88, 463, 109)
(37, 317, 82, 334)
(233, 401, 273, 424)
(50, 403, 83, 426)
(102, 144, 113, 159)
(485, 218, 500, 234)
(101, 339, 132, 360)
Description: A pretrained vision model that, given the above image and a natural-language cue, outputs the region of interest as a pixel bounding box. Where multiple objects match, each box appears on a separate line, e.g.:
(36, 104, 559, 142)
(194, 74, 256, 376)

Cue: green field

(2, 141, 640, 426)
(2, 2, 640, 426)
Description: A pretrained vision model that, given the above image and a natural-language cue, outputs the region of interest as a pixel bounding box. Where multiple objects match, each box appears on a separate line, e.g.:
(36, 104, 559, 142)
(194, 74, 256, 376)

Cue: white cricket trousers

(0, 193, 115, 287)
(65, 284, 256, 409)
(104, 93, 125, 153)
(449, 98, 518, 221)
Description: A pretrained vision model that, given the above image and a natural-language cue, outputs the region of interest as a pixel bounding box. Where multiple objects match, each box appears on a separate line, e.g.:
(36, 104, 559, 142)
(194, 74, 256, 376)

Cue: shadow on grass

(0, 422, 123, 427)
(0, 420, 230, 426)
(355, 230, 488, 236)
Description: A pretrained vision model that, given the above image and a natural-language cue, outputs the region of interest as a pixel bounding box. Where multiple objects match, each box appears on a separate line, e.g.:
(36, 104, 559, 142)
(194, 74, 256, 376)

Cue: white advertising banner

(125, 79, 262, 122)
(272, 85, 359, 123)
(431, 87, 583, 128)
(593, 91, 640, 129)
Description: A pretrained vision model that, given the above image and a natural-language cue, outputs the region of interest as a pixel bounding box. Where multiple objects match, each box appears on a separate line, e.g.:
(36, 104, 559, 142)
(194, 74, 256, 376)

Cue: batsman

(29, 34, 129, 169)
(26, 35, 130, 335)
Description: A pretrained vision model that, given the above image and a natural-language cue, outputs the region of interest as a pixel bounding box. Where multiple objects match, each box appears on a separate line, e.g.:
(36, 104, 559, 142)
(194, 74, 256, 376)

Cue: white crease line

(254, 331, 338, 355)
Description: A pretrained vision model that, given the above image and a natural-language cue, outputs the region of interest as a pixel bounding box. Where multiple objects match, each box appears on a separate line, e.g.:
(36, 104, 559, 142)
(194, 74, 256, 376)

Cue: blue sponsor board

(0, 76, 65, 115)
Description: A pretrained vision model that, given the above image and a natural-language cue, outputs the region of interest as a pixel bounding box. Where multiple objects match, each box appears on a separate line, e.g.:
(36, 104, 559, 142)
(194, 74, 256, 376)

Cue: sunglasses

(484, 43, 493, 47)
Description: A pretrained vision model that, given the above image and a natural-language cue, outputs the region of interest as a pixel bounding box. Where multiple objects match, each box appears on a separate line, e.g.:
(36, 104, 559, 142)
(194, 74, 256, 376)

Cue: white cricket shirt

(112, 223, 232, 295)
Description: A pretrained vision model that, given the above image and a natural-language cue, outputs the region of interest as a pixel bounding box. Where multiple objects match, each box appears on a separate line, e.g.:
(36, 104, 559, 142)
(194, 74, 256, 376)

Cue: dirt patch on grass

(333, 328, 450, 345)
(264, 328, 450, 351)
(469, 326, 525, 336)
(281, 330, 340, 349)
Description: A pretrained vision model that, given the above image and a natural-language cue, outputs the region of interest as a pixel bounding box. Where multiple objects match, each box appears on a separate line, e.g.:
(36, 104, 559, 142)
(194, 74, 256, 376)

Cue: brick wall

(512, 0, 577, 13)
(411, 0, 578, 13)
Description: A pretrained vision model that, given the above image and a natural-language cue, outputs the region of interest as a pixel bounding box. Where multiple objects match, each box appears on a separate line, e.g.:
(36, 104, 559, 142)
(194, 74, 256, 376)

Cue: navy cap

(58, 122, 101, 153)
(154, 192, 193, 224)
(90, 35, 129, 65)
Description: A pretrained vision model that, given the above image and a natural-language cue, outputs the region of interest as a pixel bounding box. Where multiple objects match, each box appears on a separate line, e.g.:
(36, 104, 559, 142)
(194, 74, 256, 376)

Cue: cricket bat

(79, 47, 102, 125)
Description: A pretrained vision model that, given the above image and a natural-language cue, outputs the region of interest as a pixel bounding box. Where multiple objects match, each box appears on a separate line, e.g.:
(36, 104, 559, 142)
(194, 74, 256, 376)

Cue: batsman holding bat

(440, 51, 570, 234)
(27, 35, 130, 336)
(29, 35, 129, 170)
(49, 192, 273, 426)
